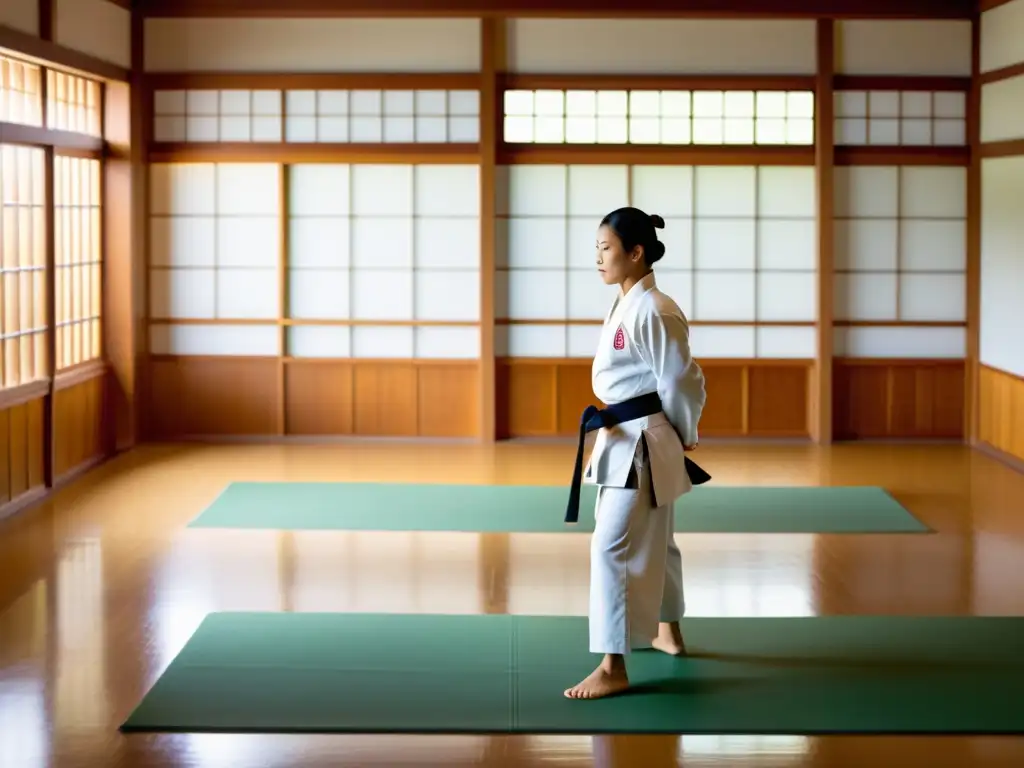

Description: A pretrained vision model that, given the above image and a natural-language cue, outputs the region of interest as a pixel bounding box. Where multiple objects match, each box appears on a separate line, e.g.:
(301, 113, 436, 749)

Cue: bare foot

(651, 621, 687, 656)
(564, 658, 630, 700)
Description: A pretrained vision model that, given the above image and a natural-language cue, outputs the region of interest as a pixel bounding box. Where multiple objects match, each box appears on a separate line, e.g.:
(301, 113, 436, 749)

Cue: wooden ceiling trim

(137, 0, 974, 19)
(145, 72, 483, 89)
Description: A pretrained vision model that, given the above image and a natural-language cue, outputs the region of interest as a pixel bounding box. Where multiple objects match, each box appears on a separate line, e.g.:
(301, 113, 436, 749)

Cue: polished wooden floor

(2, 440, 1024, 768)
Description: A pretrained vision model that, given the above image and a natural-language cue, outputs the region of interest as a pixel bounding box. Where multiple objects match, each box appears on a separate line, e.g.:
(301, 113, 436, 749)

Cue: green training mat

(121, 612, 1024, 735)
(188, 482, 928, 534)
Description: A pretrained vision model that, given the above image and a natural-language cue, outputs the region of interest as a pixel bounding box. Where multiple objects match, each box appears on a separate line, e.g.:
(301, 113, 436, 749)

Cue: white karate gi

(583, 271, 706, 655)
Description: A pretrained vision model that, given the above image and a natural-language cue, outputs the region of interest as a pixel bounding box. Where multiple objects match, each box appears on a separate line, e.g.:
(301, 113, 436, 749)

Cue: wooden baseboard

(973, 439, 1024, 475)
(0, 486, 49, 524)
(0, 452, 113, 525)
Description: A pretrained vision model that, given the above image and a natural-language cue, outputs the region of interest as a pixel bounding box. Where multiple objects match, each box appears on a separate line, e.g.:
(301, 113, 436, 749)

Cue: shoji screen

(148, 163, 281, 356)
(496, 163, 817, 360)
(833, 166, 966, 359)
(285, 163, 480, 361)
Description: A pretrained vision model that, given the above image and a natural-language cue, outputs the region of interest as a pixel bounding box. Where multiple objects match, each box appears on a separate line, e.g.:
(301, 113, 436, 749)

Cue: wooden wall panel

(52, 373, 110, 480)
(149, 359, 481, 439)
(978, 364, 1024, 461)
(833, 359, 965, 440)
(148, 357, 280, 437)
(497, 359, 811, 439)
(0, 398, 46, 512)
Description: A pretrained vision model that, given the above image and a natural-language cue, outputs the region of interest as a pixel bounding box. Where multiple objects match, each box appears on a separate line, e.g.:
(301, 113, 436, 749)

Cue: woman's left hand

(684, 443, 697, 452)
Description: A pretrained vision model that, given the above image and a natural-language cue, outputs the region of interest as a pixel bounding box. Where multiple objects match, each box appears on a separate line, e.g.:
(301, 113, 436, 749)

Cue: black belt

(565, 391, 712, 524)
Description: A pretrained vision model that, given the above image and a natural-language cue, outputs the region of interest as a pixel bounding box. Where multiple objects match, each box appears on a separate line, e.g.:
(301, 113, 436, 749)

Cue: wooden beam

(813, 18, 835, 445)
(0, 121, 104, 152)
(479, 17, 503, 443)
(965, 14, 981, 444)
(0, 24, 129, 82)
(138, 0, 974, 18)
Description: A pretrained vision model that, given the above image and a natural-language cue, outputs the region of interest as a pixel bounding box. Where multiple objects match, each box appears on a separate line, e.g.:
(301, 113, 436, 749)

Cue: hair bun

(649, 214, 665, 229)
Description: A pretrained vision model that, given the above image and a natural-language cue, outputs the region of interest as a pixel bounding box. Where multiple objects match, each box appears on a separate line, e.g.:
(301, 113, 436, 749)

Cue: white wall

(495, 164, 818, 360)
(833, 165, 967, 359)
(979, 158, 1024, 377)
(149, 162, 481, 360)
(507, 19, 816, 74)
(979, 0, 1024, 378)
(55, 0, 131, 69)
(0, 0, 37, 36)
(144, 18, 481, 73)
(980, 0, 1024, 74)
(834, 20, 972, 76)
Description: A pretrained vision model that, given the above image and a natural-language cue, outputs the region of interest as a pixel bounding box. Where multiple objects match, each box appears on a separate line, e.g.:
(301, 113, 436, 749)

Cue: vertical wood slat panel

(146, 358, 480, 439)
(978, 365, 1024, 463)
(0, 398, 47, 513)
(497, 359, 814, 439)
(833, 360, 966, 440)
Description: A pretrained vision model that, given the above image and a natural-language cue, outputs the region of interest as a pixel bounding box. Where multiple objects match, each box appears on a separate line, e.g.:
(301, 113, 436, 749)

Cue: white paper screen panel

(144, 18, 482, 73)
(833, 90, 967, 146)
(980, 75, 1024, 144)
(834, 20, 972, 76)
(497, 164, 816, 359)
(979, 156, 1024, 378)
(980, 0, 1024, 74)
(503, 90, 813, 145)
(287, 163, 480, 360)
(507, 19, 816, 75)
(833, 165, 967, 357)
(287, 326, 480, 360)
(833, 327, 966, 359)
(152, 89, 480, 144)
(495, 325, 816, 360)
(149, 163, 281, 325)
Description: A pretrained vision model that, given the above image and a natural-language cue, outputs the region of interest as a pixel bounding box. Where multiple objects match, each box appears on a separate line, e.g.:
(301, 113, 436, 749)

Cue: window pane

(756, 117, 787, 144)
(692, 117, 723, 144)
(756, 91, 787, 118)
(504, 115, 533, 142)
(660, 117, 692, 144)
(0, 144, 48, 387)
(629, 117, 660, 144)
(504, 90, 533, 116)
(565, 116, 597, 143)
(565, 90, 597, 116)
(724, 117, 755, 144)
(788, 91, 815, 118)
(692, 91, 724, 117)
(597, 90, 628, 116)
(660, 91, 691, 117)
(533, 90, 564, 116)
(54, 155, 103, 369)
(534, 116, 565, 143)
(597, 116, 628, 143)
(787, 118, 815, 145)
(629, 91, 660, 117)
(724, 91, 755, 118)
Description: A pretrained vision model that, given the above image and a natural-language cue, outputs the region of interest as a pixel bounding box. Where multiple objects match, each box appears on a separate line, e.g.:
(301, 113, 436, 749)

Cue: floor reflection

(1, 441, 1024, 767)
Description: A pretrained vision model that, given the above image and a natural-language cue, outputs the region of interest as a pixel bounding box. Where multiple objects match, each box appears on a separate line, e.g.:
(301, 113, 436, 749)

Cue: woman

(564, 207, 707, 701)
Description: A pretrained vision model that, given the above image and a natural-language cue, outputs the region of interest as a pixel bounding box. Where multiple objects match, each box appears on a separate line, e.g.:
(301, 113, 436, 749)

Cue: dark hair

(600, 207, 666, 267)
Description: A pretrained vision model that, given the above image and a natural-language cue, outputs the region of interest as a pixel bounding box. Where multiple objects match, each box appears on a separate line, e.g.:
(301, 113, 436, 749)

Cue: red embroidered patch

(613, 327, 625, 351)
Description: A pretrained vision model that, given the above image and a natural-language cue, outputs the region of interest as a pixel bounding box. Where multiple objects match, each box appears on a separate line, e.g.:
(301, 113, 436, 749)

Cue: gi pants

(589, 438, 685, 655)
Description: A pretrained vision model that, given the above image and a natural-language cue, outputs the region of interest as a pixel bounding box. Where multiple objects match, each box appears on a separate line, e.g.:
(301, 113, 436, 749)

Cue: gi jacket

(584, 271, 706, 506)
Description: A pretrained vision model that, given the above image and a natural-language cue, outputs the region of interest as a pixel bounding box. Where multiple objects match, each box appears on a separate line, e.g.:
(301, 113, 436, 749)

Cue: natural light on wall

(54, 156, 103, 370)
(502, 89, 815, 145)
(0, 54, 43, 127)
(151, 89, 481, 143)
(46, 70, 103, 137)
(0, 145, 48, 388)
